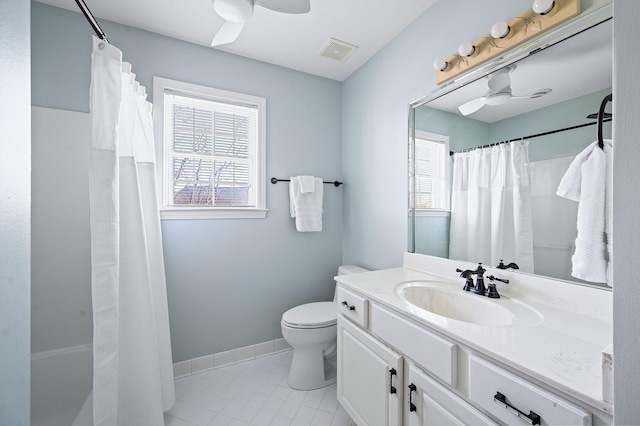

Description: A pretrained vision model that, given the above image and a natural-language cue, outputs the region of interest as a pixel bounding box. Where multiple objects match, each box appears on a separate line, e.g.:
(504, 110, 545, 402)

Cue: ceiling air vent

(320, 38, 358, 62)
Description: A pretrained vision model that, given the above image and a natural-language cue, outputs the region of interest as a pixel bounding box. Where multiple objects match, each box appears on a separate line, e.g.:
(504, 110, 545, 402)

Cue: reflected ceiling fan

(458, 66, 552, 116)
(211, 0, 311, 47)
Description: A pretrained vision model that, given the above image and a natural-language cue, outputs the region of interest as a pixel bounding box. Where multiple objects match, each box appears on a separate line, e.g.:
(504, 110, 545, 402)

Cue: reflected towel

(557, 140, 612, 284)
(289, 176, 323, 232)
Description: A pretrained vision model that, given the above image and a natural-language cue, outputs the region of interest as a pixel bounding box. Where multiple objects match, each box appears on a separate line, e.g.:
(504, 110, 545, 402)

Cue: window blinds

(414, 137, 447, 209)
(163, 91, 259, 207)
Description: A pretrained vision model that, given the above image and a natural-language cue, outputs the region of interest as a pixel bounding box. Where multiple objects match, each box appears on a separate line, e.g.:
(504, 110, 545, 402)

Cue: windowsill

(160, 208, 268, 220)
(413, 209, 451, 217)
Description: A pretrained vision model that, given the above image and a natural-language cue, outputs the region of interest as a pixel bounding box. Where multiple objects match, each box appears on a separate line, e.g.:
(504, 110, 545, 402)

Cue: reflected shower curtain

(449, 141, 534, 273)
(87, 36, 175, 425)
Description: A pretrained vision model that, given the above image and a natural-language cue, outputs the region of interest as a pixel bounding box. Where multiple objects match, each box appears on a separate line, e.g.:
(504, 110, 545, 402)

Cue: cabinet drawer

(469, 355, 591, 426)
(337, 286, 369, 328)
(408, 363, 497, 426)
(371, 303, 457, 387)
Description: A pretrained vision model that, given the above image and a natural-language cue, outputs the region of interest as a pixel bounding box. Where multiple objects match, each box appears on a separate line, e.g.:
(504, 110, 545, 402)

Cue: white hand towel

(298, 175, 316, 194)
(289, 176, 323, 232)
(557, 140, 612, 284)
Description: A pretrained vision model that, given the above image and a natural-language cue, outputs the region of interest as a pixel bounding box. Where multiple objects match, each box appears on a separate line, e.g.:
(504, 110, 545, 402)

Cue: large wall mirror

(409, 4, 612, 289)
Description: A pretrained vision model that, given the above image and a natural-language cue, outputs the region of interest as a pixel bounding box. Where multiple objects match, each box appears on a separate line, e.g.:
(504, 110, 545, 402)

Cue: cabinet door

(407, 363, 497, 426)
(337, 315, 403, 426)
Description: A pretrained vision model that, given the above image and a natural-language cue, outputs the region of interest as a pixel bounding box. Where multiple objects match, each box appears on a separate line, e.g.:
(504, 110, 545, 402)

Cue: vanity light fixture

(457, 42, 476, 57)
(490, 21, 512, 39)
(532, 0, 557, 15)
(433, 58, 449, 72)
(432, 0, 579, 85)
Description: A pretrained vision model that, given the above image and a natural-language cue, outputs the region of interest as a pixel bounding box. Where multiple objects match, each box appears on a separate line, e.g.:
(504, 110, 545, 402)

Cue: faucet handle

(456, 268, 475, 291)
(486, 275, 509, 284)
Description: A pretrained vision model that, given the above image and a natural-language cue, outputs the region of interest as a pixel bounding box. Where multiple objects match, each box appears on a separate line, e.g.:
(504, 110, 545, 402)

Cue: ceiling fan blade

(254, 0, 310, 14)
(458, 97, 487, 116)
(211, 20, 244, 46)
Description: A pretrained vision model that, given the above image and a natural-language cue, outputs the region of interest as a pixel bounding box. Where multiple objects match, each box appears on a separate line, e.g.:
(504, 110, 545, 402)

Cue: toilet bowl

(281, 265, 369, 390)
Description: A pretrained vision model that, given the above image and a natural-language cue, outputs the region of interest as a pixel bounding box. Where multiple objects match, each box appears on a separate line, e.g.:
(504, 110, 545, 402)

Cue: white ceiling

(36, 0, 439, 81)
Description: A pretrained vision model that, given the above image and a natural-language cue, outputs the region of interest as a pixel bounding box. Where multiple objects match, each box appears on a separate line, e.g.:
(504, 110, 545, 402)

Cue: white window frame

(413, 130, 450, 217)
(153, 77, 267, 220)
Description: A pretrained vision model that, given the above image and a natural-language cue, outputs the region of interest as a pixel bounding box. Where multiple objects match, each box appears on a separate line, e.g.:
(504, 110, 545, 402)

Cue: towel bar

(271, 177, 343, 187)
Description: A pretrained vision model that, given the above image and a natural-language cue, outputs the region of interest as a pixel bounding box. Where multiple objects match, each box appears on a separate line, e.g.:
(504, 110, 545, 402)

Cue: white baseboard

(173, 338, 291, 379)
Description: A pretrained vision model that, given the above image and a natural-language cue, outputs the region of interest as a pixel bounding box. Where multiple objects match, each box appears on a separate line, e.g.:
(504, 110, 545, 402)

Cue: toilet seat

(282, 302, 336, 329)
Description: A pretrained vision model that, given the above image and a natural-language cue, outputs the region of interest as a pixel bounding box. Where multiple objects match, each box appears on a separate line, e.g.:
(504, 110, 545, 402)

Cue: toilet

(281, 265, 369, 390)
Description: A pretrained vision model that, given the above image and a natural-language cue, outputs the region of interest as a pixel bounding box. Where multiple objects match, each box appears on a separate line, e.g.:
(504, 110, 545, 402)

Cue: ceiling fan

(211, 0, 311, 47)
(458, 66, 552, 116)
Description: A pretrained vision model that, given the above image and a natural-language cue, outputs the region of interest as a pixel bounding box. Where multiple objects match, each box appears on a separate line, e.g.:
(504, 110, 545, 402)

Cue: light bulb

(433, 58, 449, 72)
(532, 0, 556, 15)
(457, 42, 476, 57)
(491, 21, 511, 39)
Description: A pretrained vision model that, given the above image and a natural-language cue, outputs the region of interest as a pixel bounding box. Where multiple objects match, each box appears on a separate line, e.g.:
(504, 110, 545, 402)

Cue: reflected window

(412, 130, 450, 212)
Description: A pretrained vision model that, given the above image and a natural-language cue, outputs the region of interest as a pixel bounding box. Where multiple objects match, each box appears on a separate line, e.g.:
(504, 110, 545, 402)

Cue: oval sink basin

(395, 281, 542, 327)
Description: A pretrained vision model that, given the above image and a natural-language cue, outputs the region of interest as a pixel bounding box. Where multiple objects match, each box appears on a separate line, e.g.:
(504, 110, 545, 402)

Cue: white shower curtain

(86, 36, 175, 425)
(449, 141, 534, 273)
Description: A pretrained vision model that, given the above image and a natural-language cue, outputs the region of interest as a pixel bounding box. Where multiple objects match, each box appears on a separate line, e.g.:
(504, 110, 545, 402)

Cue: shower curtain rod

(449, 118, 612, 156)
(74, 0, 109, 43)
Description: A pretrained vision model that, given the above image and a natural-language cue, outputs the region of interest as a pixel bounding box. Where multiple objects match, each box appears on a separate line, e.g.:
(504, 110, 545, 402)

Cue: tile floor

(165, 350, 354, 426)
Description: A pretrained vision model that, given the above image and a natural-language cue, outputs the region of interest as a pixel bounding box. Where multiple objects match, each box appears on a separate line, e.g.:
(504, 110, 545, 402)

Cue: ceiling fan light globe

(214, 0, 254, 23)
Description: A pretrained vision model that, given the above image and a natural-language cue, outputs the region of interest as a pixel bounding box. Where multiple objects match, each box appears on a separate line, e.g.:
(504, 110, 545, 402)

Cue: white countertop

(335, 253, 613, 414)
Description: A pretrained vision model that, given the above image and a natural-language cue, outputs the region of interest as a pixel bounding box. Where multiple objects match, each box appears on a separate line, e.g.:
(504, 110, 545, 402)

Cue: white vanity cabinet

(337, 315, 403, 426)
(335, 283, 608, 426)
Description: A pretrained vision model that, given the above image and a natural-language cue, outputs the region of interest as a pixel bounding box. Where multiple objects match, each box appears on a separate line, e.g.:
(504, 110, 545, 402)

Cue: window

(411, 130, 450, 214)
(153, 77, 266, 219)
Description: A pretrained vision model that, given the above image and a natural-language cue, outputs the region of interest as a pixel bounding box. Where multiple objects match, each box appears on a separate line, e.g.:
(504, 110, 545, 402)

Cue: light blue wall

(0, 0, 31, 424)
(491, 88, 612, 161)
(31, 2, 343, 362)
(341, 0, 534, 270)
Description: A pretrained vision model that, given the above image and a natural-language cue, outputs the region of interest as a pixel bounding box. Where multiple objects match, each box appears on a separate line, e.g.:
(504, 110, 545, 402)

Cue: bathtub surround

(31, 345, 93, 426)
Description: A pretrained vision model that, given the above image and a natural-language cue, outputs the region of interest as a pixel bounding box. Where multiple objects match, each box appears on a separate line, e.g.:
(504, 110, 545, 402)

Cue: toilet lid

(282, 302, 337, 329)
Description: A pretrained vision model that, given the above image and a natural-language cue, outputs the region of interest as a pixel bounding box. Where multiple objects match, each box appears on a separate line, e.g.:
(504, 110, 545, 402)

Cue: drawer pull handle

(389, 368, 397, 394)
(494, 392, 541, 425)
(408, 383, 417, 412)
(341, 301, 356, 311)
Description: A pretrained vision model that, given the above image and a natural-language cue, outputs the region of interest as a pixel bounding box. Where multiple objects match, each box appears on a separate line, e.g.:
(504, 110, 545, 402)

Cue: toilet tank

(333, 265, 369, 301)
(338, 265, 369, 276)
